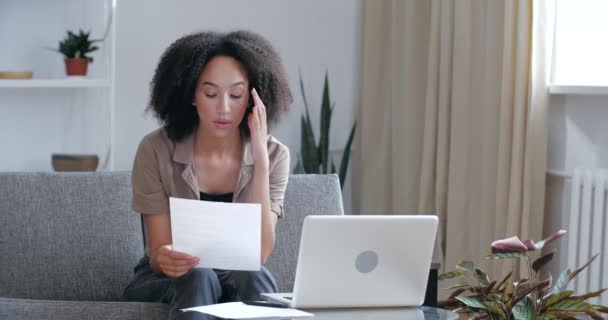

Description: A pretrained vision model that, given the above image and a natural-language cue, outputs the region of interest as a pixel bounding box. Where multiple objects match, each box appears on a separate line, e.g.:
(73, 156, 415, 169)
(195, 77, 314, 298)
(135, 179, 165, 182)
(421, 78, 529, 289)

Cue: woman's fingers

(166, 258, 197, 267)
(251, 88, 267, 126)
(160, 262, 196, 273)
(168, 249, 197, 260)
(251, 88, 266, 109)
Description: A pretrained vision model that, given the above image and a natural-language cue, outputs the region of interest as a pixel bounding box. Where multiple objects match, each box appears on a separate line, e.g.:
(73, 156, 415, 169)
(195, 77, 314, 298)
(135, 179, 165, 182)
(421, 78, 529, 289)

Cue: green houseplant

(293, 71, 356, 188)
(438, 230, 608, 320)
(57, 29, 101, 76)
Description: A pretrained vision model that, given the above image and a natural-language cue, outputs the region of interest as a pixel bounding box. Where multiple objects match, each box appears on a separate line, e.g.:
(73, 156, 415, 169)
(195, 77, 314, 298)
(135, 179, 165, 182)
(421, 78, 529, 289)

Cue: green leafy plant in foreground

(439, 230, 608, 320)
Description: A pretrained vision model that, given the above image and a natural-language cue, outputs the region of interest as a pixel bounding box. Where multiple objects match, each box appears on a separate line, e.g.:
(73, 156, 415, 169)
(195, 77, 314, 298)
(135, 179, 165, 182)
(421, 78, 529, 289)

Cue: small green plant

(439, 230, 608, 320)
(293, 71, 356, 189)
(58, 29, 100, 62)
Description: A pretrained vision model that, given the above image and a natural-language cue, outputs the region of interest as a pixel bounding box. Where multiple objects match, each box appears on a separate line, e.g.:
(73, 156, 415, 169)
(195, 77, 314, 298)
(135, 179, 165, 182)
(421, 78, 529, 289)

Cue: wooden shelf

(0, 78, 111, 88)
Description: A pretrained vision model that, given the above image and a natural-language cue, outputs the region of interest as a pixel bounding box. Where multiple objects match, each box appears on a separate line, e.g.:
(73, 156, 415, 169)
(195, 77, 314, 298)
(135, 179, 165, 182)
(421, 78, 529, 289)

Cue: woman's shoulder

(136, 127, 175, 158)
(267, 135, 290, 163)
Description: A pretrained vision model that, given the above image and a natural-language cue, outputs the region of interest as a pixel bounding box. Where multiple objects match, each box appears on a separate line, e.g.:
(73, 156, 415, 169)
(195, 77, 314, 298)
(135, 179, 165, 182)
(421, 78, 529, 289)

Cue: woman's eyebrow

(201, 81, 246, 87)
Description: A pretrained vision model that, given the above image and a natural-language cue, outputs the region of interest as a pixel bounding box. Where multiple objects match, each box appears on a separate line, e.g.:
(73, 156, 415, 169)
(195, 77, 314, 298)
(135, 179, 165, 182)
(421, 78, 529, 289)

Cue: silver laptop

(261, 215, 438, 308)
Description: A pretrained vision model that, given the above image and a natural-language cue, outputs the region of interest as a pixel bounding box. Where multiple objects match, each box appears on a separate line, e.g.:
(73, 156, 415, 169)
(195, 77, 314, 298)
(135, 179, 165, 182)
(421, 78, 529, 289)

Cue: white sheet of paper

(181, 302, 314, 319)
(170, 197, 261, 271)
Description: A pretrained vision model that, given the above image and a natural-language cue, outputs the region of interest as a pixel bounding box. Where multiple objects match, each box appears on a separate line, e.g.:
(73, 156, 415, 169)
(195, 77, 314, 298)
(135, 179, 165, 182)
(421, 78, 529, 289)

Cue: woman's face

(193, 55, 250, 139)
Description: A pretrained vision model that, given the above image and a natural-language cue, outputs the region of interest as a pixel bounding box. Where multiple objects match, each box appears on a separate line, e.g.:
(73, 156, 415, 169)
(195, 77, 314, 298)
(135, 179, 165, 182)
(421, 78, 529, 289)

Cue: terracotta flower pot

(64, 58, 89, 76)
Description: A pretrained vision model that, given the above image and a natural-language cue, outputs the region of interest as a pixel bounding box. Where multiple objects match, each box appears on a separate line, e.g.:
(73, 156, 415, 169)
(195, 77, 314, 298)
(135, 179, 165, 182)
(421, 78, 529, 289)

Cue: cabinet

(0, 0, 116, 171)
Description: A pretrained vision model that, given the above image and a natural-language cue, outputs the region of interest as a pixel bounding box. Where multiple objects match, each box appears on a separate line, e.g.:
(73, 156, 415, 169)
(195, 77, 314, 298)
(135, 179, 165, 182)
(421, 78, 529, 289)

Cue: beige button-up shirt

(131, 128, 290, 218)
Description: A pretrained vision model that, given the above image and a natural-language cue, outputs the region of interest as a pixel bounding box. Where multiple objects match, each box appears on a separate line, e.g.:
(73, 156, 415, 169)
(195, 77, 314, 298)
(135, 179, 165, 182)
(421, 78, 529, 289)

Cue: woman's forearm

(249, 164, 276, 264)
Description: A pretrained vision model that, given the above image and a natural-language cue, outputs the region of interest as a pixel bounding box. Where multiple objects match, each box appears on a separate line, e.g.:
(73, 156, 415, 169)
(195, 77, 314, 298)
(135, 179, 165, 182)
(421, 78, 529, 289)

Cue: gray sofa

(0, 172, 344, 320)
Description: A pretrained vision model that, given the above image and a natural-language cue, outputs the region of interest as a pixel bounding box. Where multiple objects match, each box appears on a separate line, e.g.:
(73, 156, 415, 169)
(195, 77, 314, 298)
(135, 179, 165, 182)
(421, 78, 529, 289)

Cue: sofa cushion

(0, 173, 144, 301)
(0, 298, 168, 320)
(266, 174, 344, 292)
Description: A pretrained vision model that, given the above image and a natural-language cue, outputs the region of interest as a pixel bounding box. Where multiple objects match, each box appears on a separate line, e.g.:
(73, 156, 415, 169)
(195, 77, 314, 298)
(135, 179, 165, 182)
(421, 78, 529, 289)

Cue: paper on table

(170, 197, 261, 271)
(181, 302, 314, 319)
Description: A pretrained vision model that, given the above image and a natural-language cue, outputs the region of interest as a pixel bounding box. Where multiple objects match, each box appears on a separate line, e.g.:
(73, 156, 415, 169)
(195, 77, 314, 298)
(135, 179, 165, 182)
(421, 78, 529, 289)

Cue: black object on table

(422, 260, 440, 307)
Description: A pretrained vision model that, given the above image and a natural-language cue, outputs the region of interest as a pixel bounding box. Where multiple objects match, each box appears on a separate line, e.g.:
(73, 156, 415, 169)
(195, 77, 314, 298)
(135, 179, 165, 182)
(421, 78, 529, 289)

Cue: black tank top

(199, 192, 233, 203)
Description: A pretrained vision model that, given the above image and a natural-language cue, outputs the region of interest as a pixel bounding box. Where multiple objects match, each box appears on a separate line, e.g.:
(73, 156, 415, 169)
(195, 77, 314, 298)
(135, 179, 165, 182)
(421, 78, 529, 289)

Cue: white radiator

(567, 168, 608, 306)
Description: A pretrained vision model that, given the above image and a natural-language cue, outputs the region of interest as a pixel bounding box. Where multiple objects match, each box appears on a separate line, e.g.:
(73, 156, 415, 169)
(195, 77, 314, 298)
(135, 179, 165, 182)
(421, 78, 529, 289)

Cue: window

(552, 0, 608, 86)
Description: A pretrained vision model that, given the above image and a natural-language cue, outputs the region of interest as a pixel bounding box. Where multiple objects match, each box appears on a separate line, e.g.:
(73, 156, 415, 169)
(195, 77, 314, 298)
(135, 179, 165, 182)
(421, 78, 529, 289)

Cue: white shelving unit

(0, 0, 117, 171)
(0, 79, 111, 88)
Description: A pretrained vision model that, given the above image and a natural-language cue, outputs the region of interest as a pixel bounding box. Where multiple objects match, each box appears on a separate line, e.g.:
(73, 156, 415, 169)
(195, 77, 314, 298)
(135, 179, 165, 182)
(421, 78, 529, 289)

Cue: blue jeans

(124, 256, 278, 320)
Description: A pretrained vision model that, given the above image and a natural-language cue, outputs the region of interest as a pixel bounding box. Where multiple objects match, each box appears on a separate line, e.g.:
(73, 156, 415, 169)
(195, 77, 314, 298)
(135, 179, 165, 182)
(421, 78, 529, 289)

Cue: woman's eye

(230, 95, 243, 99)
(205, 93, 217, 98)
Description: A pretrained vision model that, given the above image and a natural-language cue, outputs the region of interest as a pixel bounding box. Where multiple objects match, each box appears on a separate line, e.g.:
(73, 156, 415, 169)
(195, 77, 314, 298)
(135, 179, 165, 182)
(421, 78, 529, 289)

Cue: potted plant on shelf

(57, 29, 101, 76)
(438, 230, 608, 320)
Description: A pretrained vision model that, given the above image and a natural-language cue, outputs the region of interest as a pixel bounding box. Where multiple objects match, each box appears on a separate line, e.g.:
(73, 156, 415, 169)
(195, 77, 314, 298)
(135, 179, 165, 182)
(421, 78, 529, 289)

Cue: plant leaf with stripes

(543, 290, 574, 311)
(549, 299, 595, 311)
(439, 269, 465, 280)
(486, 252, 528, 260)
(474, 268, 491, 286)
(550, 269, 571, 295)
(456, 296, 487, 310)
(443, 283, 471, 290)
(457, 260, 475, 272)
(512, 296, 534, 320)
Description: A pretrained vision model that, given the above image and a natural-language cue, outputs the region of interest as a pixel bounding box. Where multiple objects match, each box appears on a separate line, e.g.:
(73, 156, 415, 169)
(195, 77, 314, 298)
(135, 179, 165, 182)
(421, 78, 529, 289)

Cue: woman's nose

(218, 94, 230, 113)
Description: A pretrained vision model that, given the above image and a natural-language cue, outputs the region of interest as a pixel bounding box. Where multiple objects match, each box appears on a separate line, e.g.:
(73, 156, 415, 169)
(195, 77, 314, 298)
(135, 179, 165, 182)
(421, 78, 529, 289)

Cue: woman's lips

(214, 120, 232, 129)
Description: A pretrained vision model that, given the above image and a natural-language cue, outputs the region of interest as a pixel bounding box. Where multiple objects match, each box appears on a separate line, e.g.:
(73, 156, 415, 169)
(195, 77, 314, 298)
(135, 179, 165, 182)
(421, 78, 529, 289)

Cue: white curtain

(353, 0, 552, 280)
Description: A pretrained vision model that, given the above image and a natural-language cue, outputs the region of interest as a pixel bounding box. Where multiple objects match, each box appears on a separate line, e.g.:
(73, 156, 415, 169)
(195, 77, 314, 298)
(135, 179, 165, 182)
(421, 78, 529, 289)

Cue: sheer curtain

(353, 0, 551, 280)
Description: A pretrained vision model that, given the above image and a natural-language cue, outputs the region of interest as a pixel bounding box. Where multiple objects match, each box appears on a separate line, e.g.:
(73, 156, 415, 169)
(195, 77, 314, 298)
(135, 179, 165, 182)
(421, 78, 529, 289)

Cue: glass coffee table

(300, 306, 459, 320)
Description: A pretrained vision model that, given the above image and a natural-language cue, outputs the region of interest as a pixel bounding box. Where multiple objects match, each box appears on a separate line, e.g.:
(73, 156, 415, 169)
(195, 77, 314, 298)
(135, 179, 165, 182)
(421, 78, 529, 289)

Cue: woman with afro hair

(124, 30, 293, 319)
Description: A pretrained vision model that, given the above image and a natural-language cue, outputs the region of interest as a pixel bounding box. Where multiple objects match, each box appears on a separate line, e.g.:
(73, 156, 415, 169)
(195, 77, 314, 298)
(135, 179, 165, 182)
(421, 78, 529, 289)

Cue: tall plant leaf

(338, 122, 356, 188)
(294, 156, 306, 174)
(300, 115, 319, 173)
(319, 71, 332, 173)
(298, 70, 310, 116)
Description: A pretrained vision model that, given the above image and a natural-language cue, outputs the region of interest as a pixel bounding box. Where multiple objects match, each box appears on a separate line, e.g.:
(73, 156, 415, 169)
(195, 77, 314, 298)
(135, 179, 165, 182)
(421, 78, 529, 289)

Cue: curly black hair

(148, 30, 293, 141)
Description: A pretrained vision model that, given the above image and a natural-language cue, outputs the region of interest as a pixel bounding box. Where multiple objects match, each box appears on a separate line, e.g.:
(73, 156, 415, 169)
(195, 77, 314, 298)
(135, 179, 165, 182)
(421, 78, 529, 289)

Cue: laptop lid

(289, 215, 438, 308)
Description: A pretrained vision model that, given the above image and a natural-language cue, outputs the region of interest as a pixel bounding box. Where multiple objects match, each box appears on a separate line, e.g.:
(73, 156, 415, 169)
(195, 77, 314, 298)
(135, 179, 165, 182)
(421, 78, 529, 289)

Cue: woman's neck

(193, 128, 242, 160)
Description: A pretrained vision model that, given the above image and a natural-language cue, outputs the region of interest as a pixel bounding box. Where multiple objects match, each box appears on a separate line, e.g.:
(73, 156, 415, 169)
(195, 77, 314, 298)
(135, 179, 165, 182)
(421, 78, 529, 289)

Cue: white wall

(114, 0, 361, 212)
(1, 0, 361, 212)
(544, 94, 608, 276)
(0, 0, 110, 171)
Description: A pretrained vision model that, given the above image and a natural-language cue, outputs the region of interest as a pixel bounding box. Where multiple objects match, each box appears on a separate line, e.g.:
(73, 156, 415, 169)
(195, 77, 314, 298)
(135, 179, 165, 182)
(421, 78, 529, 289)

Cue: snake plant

(293, 71, 356, 189)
